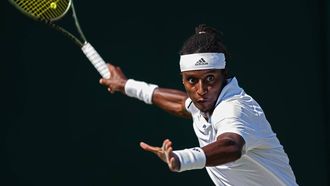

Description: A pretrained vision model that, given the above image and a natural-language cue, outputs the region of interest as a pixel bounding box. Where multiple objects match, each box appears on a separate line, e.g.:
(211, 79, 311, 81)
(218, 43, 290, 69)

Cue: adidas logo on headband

(179, 53, 226, 72)
(195, 58, 208, 66)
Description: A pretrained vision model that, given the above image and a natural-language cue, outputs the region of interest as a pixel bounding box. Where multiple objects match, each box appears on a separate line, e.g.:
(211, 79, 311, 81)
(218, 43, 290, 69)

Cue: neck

(201, 111, 210, 120)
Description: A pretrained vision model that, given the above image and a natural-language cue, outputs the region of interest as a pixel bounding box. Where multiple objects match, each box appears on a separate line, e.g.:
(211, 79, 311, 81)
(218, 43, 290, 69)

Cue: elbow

(223, 140, 243, 161)
(169, 97, 190, 118)
(173, 102, 185, 113)
(231, 145, 243, 160)
(204, 139, 244, 166)
(171, 103, 190, 119)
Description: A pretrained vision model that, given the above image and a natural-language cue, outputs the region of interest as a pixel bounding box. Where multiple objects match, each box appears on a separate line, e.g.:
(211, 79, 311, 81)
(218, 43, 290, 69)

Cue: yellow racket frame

(9, 0, 71, 21)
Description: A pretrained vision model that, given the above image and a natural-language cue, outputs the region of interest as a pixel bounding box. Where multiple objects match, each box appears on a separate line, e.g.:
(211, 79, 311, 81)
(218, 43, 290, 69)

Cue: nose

(196, 80, 207, 96)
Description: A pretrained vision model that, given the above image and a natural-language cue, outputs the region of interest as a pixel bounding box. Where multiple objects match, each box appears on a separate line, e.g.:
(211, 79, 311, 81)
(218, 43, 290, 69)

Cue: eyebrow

(183, 69, 218, 76)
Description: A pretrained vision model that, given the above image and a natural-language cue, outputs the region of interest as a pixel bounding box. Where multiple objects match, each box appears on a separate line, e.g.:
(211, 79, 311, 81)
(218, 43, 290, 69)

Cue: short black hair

(180, 24, 229, 60)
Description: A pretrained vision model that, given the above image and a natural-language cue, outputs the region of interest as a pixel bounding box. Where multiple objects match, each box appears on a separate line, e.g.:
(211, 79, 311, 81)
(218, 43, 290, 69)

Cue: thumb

(168, 156, 180, 172)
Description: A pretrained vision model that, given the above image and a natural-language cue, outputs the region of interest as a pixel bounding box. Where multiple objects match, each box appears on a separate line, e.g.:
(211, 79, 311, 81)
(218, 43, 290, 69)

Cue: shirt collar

(215, 77, 243, 107)
(200, 77, 243, 119)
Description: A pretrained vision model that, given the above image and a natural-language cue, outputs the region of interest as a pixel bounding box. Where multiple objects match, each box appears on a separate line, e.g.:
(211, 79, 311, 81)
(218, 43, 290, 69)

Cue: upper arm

(213, 117, 257, 152)
(216, 132, 245, 157)
(216, 132, 245, 148)
(202, 132, 245, 166)
(211, 101, 260, 151)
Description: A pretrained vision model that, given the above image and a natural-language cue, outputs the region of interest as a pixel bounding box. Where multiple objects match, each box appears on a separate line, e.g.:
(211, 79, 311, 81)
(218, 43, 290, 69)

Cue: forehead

(182, 69, 222, 77)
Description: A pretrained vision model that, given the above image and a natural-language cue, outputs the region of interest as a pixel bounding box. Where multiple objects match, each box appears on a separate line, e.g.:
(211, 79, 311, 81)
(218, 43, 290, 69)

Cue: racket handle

(81, 42, 111, 79)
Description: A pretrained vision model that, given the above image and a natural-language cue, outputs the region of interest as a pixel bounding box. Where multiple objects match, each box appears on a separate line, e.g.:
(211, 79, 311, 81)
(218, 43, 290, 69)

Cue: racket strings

(12, 0, 70, 20)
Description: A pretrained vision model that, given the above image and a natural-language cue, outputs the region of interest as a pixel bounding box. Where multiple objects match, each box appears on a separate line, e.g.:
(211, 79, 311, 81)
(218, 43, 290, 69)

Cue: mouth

(197, 98, 209, 104)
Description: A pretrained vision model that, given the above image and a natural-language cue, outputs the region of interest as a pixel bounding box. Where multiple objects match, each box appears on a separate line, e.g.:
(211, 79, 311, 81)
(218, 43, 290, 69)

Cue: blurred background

(1, 0, 329, 185)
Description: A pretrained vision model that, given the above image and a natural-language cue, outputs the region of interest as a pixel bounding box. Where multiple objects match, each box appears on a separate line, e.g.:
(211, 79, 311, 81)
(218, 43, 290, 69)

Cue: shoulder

(210, 99, 244, 124)
(211, 89, 265, 123)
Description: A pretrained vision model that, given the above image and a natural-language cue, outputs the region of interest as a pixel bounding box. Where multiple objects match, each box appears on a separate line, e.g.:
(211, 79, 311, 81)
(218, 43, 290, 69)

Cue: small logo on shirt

(195, 58, 208, 66)
(192, 148, 200, 152)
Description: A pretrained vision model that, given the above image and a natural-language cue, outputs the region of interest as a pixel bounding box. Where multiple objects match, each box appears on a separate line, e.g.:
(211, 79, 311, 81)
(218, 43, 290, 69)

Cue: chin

(196, 104, 212, 113)
(193, 100, 216, 113)
(201, 108, 212, 113)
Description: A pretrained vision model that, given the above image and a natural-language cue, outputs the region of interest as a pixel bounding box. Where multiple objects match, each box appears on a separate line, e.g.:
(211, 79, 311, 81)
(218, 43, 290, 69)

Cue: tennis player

(99, 24, 298, 185)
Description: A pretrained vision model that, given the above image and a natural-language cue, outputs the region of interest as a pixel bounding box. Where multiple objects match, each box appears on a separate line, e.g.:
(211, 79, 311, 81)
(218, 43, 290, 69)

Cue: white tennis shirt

(185, 77, 298, 186)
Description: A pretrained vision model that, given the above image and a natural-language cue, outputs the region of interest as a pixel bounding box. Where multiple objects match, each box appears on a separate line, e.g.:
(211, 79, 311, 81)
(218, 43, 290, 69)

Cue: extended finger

(162, 139, 172, 151)
(165, 147, 173, 162)
(140, 142, 161, 154)
(165, 140, 172, 151)
(162, 139, 170, 151)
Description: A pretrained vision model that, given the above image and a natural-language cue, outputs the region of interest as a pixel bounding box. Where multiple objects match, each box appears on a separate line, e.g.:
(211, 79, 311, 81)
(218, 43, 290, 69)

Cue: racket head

(9, 0, 72, 22)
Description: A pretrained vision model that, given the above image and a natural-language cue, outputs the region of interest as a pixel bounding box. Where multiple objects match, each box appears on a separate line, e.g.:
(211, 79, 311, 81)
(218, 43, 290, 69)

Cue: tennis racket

(9, 0, 111, 79)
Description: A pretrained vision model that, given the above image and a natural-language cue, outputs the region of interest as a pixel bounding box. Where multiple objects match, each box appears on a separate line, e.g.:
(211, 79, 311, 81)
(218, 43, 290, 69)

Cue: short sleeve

(211, 99, 261, 151)
(215, 117, 259, 152)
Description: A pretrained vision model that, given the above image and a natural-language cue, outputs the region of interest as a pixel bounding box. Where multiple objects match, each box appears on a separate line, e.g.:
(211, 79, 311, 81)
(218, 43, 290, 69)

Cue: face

(182, 69, 226, 113)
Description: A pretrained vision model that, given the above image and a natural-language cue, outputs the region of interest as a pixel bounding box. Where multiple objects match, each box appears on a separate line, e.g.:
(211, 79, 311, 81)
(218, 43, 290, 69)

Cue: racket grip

(81, 42, 111, 79)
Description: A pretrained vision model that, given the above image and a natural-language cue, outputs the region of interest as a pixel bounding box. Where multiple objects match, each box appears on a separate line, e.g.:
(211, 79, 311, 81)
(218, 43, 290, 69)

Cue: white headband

(179, 53, 226, 72)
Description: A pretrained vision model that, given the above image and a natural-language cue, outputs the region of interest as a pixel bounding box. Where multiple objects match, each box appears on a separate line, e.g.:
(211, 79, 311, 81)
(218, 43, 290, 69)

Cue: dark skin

(100, 64, 245, 171)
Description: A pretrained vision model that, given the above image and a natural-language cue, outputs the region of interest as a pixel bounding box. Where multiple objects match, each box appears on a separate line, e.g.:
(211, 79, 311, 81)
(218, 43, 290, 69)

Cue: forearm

(173, 133, 244, 172)
(202, 138, 243, 166)
(100, 65, 191, 118)
(124, 79, 191, 119)
(152, 88, 190, 118)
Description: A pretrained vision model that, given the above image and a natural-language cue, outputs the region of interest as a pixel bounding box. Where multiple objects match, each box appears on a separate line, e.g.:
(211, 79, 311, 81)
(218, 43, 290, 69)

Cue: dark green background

(1, 0, 329, 185)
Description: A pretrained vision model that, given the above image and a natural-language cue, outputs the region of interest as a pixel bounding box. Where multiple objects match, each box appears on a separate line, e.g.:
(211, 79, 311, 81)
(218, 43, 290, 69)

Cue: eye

(187, 77, 197, 84)
(206, 75, 215, 82)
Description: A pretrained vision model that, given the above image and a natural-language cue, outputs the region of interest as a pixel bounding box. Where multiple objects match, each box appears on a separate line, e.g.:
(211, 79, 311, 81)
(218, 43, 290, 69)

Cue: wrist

(124, 79, 158, 104)
(172, 147, 206, 172)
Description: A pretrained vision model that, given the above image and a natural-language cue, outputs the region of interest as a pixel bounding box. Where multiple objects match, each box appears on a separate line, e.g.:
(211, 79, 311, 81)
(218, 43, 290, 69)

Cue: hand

(140, 139, 180, 172)
(99, 63, 127, 94)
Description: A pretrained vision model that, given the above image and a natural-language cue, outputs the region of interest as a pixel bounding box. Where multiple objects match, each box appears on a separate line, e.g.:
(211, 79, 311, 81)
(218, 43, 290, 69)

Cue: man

(99, 24, 298, 185)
